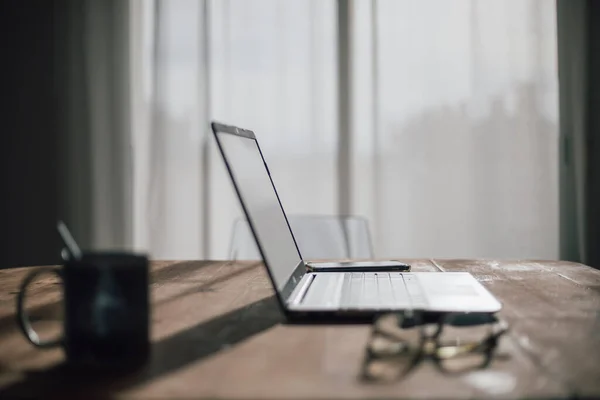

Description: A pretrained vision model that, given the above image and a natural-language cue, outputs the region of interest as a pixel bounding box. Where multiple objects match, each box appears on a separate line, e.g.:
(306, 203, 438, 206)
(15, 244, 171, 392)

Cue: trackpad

(417, 272, 501, 312)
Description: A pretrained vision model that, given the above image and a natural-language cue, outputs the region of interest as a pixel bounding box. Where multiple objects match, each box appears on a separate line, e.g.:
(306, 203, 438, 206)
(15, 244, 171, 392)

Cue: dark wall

(0, 1, 61, 268)
(586, 0, 600, 267)
(558, 0, 600, 266)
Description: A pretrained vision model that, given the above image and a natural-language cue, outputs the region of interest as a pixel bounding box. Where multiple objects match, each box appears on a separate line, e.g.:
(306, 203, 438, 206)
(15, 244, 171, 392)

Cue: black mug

(16, 252, 150, 370)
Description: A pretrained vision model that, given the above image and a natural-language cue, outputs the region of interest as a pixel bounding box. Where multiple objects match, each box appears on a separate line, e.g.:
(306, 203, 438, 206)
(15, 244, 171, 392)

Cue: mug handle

(16, 267, 64, 348)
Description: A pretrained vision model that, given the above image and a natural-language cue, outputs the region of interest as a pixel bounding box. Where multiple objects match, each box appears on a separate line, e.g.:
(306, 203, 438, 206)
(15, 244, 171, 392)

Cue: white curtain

(132, 0, 337, 259)
(132, 0, 559, 260)
(352, 0, 559, 259)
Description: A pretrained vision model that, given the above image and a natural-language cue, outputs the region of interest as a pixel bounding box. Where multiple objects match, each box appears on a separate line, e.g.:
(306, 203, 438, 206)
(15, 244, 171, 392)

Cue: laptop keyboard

(337, 272, 427, 309)
(402, 274, 428, 309)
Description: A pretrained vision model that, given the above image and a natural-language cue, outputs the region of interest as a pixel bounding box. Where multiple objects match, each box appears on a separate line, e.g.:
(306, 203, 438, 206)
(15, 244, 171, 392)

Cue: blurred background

(2, 0, 599, 267)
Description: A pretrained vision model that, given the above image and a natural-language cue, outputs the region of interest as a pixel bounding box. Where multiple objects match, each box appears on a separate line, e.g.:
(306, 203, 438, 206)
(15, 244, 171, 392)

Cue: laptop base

(287, 272, 502, 314)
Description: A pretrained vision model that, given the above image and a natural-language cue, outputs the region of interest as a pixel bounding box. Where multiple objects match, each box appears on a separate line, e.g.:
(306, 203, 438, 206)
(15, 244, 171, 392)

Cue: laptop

(211, 122, 502, 320)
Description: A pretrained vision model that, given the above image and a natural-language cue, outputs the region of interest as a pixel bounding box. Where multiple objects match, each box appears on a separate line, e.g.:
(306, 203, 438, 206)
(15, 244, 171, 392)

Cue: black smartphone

(306, 260, 411, 272)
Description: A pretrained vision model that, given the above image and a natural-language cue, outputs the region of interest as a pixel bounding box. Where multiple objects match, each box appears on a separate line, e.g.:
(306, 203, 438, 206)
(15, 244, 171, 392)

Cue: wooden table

(0, 259, 599, 398)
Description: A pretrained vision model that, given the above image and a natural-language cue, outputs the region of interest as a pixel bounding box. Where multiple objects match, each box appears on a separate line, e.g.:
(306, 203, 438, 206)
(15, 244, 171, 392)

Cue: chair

(228, 215, 374, 261)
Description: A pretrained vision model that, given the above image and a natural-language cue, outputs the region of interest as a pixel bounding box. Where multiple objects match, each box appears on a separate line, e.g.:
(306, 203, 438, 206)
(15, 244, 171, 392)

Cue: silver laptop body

(211, 122, 502, 318)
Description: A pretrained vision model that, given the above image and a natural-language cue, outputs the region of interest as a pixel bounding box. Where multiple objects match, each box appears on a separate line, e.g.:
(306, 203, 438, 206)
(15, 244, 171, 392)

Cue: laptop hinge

(280, 260, 308, 303)
(289, 273, 316, 306)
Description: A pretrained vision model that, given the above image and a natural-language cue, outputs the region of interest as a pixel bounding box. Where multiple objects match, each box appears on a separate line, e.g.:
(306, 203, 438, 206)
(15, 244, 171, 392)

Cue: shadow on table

(0, 260, 233, 339)
(0, 295, 283, 398)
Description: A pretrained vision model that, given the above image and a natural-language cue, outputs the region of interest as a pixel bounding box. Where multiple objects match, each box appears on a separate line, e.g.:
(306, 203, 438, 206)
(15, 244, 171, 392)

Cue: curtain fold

(132, 0, 209, 259)
(56, 0, 133, 251)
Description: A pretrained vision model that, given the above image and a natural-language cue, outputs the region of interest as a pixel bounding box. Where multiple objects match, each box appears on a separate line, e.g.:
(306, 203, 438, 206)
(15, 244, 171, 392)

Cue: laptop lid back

(211, 122, 305, 305)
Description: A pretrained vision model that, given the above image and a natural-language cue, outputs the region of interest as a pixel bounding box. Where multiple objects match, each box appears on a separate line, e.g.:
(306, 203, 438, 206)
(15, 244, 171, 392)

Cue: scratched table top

(0, 259, 599, 398)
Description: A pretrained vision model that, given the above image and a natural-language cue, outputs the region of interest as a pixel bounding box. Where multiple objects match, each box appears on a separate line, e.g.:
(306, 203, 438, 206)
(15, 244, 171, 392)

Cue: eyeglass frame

(362, 310, 510, 380)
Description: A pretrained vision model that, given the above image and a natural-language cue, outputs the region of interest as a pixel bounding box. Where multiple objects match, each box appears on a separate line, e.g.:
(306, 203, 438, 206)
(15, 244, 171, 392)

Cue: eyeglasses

(362, 311, 509, 382)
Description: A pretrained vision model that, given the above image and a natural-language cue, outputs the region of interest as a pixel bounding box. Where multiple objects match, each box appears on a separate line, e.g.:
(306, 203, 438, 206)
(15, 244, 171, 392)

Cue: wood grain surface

(0, 259, 599, 399)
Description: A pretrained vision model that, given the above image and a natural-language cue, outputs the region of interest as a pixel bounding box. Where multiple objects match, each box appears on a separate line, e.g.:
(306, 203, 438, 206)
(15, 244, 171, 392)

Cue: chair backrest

(228, 215, 374, 261)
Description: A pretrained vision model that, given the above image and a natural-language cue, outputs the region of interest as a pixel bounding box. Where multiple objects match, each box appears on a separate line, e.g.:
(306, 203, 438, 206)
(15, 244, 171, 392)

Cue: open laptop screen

(213, 124, 303, 292)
